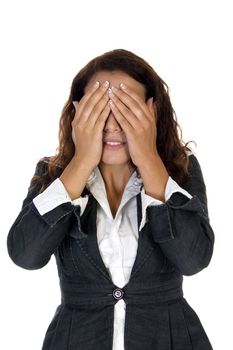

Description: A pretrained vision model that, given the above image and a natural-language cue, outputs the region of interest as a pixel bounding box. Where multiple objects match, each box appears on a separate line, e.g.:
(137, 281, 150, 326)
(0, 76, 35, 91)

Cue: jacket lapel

(129, 192, 155, 280)
(74, 191, 155, 285)
(76, 194, 113, 282)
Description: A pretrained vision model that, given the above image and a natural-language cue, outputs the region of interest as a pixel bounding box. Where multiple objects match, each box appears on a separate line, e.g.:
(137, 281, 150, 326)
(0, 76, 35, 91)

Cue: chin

(100, 155, 131, 166)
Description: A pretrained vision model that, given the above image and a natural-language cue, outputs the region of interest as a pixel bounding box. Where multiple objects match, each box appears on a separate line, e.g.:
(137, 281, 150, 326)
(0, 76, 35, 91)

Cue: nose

(104, 112, 122, 132)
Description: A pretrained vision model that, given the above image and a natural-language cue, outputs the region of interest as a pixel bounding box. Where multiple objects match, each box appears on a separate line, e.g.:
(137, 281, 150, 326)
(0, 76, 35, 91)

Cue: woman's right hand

(72, 80, 111, 169)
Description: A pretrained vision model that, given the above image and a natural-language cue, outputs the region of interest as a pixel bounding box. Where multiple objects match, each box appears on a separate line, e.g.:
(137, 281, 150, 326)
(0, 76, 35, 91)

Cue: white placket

(109, 213, 125, 287)
(109, 212, 126, 350)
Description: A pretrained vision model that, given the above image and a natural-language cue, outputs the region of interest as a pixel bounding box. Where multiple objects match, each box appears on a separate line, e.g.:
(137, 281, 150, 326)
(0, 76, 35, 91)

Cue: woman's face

(85, 71, 146, 168)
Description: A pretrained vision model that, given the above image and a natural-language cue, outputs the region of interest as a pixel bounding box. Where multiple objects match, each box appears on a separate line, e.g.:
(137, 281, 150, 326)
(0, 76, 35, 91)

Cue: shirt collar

(86, 167, 143, 219)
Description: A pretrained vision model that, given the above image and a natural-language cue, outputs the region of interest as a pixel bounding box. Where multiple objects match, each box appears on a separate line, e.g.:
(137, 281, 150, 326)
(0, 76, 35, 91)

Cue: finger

(72, 101, 79, 110)
(88, 94, 110, 128)
(112, 84, 150, 120)
(146, 97, 154, 115)
(108, 92, 141, 129)
(146, 97, 158, 124)
(75, 81, 110, 123)
(108, 100, 134, 133)
(75, 81, 99, 113)
(72, 83, 99, 124)
(95, 102, 111, 131)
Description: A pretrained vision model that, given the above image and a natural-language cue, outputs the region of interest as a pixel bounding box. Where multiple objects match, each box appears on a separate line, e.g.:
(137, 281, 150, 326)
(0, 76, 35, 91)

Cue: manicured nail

(108, 99, 113, 106)
(120, 82, 127, 90)
(108, 88, 113, 96)
(94, 81, 100, 88)
(103, 81, 109, 88)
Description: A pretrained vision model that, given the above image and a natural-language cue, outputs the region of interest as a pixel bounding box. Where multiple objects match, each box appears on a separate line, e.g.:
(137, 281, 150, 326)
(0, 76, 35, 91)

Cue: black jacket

(7, 154, 214, 349)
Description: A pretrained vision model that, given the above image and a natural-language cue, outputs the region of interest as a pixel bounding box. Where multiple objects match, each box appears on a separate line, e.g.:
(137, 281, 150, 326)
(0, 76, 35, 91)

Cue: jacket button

(112, 288, 124, 300)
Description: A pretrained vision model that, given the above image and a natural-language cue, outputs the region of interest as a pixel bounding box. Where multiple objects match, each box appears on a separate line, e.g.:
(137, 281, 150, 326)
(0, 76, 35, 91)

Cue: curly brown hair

(29, 49, 193, 194)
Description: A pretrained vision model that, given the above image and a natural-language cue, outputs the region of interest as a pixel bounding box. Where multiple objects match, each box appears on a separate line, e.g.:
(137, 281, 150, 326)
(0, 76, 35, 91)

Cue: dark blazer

(7, 154, 214, 350)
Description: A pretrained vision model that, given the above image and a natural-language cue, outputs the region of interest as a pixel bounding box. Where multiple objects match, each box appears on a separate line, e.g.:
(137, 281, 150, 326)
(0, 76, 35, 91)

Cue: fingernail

(94, 81, 100, 88)
(103, 81, 109, 88)
(108, 88, 113, 96)
(120, 82, 127, 90)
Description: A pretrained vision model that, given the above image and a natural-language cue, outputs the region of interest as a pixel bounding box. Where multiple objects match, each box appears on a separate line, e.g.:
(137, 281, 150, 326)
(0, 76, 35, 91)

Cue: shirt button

(112, 288, 124, 300)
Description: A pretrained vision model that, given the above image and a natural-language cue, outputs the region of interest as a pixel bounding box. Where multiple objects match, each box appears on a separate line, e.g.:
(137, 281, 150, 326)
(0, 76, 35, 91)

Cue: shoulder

(181, 151, 207, 199)
(184, 147, 202, 175)
(187, 153, 203, 177)
(34, 156, 63, 175)
(29, 156, 64, 195)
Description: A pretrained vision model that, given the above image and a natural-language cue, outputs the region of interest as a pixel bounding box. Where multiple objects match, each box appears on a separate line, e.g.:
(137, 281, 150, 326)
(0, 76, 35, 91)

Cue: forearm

(59, 156, 93, 200)
(7, 201, 74, 270)
(147, 194, 215, 275)
(7, 157, 91, 270)
(145, 154, 215, 276)
(138, 153, 169, 202)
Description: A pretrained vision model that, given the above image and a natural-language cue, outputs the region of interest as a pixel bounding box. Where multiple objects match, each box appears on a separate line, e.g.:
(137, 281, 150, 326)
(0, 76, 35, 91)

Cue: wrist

(59, 156, 95, 200)
(137, 153, 169, 202)
(71, 155, 96, 174)
(137, 152, 162, 173)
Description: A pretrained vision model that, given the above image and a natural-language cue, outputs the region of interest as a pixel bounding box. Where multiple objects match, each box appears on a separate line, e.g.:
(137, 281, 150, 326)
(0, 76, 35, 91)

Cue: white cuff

(33, 178, 88, 216)
(165, 176, 192, 200)
(139, 176, 192, 231)
(72, 196, 89, 215)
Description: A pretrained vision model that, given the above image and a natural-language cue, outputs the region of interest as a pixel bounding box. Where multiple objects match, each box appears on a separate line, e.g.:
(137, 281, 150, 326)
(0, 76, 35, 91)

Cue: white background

(1, 0, 232, 349)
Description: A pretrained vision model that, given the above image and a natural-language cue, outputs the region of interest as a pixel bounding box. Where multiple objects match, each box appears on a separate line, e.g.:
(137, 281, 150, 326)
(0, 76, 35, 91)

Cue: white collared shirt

(33, 166, 192, 349)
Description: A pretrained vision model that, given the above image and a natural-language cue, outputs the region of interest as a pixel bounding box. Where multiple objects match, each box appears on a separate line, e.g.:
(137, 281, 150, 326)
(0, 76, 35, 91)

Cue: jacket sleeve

(146, 154, 215, 276)
(7, 160, 80, 270)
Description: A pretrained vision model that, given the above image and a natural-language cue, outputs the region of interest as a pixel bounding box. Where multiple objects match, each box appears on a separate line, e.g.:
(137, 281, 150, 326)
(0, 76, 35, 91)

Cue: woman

(7, 49, 214, 349)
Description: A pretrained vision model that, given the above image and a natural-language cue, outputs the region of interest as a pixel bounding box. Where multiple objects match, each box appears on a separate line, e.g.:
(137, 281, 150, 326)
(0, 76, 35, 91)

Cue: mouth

(103, 141, 127, 150)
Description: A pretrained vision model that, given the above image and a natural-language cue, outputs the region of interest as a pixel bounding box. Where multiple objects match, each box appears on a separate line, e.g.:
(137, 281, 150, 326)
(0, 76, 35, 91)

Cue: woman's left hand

(108, 83, 158, 167)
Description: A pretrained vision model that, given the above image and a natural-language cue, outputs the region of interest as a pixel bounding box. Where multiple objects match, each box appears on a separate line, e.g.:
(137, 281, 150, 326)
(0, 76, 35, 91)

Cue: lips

(104, 141, 127, 145)
(103, 139, 127, 150)
(103, 139, 127, 144)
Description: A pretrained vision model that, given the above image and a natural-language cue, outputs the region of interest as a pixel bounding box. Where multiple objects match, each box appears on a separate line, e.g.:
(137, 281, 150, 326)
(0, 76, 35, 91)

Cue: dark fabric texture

(7, 154, 214, 349)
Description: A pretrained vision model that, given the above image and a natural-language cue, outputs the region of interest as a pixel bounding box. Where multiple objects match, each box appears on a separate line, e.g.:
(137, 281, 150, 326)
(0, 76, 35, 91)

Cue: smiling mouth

(103, 141, 127, 149)
(103, 141, 127, 145)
